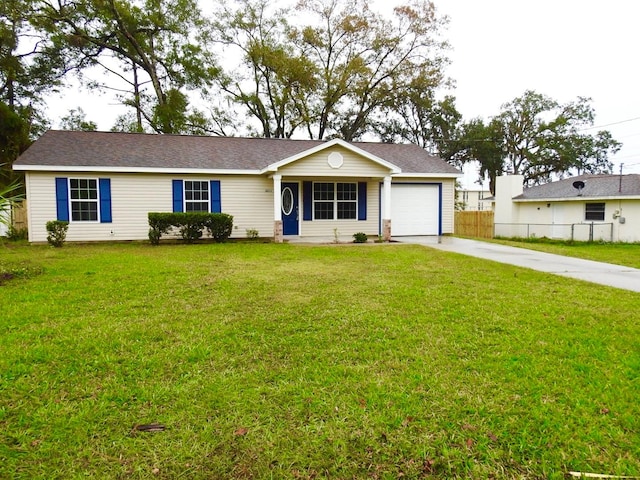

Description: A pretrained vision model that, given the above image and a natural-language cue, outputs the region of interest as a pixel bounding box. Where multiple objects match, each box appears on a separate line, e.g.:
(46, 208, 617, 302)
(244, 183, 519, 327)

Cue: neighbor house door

(552, 204, 564, 238)
(281, 183, 299, 235)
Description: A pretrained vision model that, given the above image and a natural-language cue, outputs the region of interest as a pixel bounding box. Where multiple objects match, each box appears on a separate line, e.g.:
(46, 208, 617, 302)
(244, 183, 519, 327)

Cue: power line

(580, 116, 640, 131)
(611, 153, 640, 160)
(608, 132, 640, 140)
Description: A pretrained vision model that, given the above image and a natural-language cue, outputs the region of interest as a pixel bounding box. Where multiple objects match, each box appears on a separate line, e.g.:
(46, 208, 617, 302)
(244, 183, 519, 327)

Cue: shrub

(246, 228, 259, 240)
(177, 212, 208, 243)
(148, 213, 173, 245)
(353, 232, 368, 243)
(7, 226, 28, 241)
(206, 214, 233, 242)
(46, 220, 69, 247)
(148, 212, 234, 244)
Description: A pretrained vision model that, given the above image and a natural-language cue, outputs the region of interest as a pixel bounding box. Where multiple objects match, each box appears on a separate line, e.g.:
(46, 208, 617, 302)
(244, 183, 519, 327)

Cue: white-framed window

(585, 202, 605, 221)
(184, 180, 209, 212)
(313, 182, 357, 220)
(69, 178, 99, 221)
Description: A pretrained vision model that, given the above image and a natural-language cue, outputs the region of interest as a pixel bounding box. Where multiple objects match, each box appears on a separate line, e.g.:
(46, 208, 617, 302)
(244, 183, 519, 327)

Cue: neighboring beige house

(494, 174, 640, 242)
(456, 188, 491, 211)
(13, 130, 461, 243)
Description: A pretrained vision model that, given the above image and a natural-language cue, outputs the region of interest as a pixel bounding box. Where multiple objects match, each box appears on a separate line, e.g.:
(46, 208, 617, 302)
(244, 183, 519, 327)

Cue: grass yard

(489, 238, 640, 269)
(1, 242, 639, 479)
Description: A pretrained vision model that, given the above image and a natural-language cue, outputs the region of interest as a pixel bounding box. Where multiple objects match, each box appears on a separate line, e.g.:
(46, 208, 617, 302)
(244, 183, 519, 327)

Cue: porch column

(383, 176, 392, 241)
(273, 175, 283, 243)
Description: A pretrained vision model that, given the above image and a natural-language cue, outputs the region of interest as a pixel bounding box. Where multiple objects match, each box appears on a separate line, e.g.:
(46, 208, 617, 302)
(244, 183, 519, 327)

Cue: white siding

(617, 200, 640, 242)
(26, 172, 275, 242)
(26, 172, 58, 242)
(440, 179, 456, 234)
(278, 146, 392, 178)
(220, 176, 274, 238)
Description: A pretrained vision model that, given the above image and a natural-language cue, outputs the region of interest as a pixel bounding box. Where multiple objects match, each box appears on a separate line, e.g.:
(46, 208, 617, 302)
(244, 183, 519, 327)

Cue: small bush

(148, 213, 173, 245)
(246, 228, 259, 240)
(178, 213, 209, 243)
(353, 232, 368, 243)
(46, 220, 69, 247)
(7, 226, 28, 241)
(205, 213, 233, 243)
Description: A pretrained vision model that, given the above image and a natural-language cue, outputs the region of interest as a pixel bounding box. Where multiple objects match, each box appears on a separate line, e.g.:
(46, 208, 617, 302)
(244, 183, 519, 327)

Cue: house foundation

(382, 219, 391, 241)
(274, 220, 283, 243)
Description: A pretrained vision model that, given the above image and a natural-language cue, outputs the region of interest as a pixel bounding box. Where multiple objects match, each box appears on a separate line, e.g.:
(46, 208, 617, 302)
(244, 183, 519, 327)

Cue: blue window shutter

(99, 178, 112, 223)
(303, 181, 312, 221)
(210, 180, 221, 213)
(55, 177, 69, 221)
(172, 180, 183, 212)
(358, 182, 367, 221)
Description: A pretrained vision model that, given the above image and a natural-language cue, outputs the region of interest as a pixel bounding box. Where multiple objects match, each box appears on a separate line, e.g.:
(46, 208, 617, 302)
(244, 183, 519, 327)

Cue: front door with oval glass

(281, 183, 299, 235)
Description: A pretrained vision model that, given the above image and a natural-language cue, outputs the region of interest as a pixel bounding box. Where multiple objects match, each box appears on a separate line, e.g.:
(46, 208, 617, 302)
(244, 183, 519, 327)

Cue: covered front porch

(270, 174, 393, 244)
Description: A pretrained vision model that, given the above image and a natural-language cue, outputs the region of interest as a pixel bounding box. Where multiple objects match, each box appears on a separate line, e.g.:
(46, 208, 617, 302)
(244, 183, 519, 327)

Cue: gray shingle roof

(14, 130, 460, 175)
(515, 174, 640, 199)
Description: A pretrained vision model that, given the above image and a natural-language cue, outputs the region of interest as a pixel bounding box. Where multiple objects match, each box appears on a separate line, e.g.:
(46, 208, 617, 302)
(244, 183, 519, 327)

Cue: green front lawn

(1, 242, 639, 479)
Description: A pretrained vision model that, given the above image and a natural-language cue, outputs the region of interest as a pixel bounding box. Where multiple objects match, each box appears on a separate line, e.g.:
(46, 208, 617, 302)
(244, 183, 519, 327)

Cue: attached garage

(386, 183, 441, 236)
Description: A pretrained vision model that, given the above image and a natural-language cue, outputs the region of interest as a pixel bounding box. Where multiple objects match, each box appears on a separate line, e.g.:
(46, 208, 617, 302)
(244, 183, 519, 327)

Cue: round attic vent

(328, 151, 344, 169)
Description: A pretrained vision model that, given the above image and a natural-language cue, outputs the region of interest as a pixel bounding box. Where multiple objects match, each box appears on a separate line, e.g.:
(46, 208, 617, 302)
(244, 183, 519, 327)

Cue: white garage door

(388, 184, 440, 236)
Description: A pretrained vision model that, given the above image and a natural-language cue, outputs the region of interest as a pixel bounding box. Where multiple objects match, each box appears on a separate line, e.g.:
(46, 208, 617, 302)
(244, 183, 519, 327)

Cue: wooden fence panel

(454, 211, 494, 238)
(12, 200, 28, 230)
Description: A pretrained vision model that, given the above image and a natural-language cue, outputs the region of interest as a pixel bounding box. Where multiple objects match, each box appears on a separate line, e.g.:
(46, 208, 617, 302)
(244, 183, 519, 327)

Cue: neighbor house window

(313, 182, 357, 220)
(585, 202, 605, 221)
(184, 180, 209, 212)
(70, 178, 98, 221)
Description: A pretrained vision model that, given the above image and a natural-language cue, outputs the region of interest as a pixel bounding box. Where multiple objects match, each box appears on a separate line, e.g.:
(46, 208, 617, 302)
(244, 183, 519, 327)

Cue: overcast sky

(434, 0, 640, 185)
(47, 0, 640, 187)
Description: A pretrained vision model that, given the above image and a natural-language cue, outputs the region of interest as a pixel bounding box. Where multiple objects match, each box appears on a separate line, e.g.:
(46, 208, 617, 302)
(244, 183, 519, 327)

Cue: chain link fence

(494, 222, 614, 242)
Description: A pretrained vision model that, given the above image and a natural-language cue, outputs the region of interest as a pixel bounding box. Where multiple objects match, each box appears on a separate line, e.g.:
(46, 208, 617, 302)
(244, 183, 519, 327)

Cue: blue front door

(281, 182, 299, 235)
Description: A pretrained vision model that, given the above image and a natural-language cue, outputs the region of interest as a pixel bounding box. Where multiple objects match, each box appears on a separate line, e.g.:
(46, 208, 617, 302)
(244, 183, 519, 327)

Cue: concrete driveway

(395, 236, 640, 293)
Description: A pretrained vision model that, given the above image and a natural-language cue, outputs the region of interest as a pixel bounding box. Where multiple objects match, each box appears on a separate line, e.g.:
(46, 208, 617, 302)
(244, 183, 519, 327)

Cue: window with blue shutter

(58, 177, 111, 222)
(174, 179, 221, 213)
(303, 181, 366, 221)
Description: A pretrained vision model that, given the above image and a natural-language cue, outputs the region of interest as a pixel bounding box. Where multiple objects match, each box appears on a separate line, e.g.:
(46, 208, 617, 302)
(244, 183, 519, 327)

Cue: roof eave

(515, 194, 640, 202)
(392, 172, 462, 179)
(13, 164, 261, 175)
